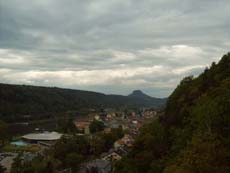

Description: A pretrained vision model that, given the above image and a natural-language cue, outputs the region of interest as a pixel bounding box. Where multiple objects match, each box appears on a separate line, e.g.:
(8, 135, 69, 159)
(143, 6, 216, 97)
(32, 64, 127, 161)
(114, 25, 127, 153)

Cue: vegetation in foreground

(0, 120, 9, 147)
(115, 53, 230, 173)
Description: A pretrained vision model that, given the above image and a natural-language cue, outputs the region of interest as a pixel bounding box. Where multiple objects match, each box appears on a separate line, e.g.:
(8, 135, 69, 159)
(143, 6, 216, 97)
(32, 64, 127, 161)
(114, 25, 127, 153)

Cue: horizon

(0, 0, 229, 97)
(0, 81, 168, 98)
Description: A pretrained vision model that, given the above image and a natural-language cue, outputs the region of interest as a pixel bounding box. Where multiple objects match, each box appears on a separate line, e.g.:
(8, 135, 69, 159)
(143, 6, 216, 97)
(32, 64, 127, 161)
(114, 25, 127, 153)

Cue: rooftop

(22, 132, 62, 141)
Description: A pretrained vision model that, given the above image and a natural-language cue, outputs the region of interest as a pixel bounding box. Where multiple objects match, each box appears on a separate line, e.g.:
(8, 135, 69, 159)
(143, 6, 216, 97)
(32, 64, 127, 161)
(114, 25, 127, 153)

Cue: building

(74, 117, 94, 134)
(114, 134, 134, 149)
(74, 120, 91, 134)
(114, 139, 125, 149)
(22, 131, 62, 147)
(102, 151, 122, 162)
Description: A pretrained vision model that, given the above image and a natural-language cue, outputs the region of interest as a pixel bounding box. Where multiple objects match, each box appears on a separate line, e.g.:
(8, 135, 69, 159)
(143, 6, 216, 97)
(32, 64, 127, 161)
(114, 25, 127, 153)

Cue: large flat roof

(22, 132, 62, 141)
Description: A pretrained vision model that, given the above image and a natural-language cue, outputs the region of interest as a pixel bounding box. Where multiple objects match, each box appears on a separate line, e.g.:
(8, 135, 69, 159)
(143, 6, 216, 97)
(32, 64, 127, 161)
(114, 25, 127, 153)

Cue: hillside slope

(0, 84, 166, 121)
(116, 53, 230, 173)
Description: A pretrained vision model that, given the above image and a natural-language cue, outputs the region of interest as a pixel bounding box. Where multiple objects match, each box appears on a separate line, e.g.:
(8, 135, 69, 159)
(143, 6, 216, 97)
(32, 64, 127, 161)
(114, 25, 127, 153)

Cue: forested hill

(116, 53, 230, 173)
(0, 84, 166, 119)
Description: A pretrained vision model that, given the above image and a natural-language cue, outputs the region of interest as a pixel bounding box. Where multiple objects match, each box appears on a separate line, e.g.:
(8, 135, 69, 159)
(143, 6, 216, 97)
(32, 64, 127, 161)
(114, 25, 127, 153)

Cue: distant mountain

(0, 84, 166, 121)
(128, 90, 167, 107)
(128, 90, 152, 99)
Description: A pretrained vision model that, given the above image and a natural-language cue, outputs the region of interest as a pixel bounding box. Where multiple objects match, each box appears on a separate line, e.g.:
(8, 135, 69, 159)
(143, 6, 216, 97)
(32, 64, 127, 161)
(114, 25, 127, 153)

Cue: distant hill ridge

(128, 90, 153, 99)
(0, 83, 166, 119)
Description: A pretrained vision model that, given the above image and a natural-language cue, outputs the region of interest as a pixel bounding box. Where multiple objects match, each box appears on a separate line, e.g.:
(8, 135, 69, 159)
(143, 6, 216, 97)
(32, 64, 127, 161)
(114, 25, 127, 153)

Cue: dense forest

(0, 84, 166, 122)
(115, 53, 230, 173)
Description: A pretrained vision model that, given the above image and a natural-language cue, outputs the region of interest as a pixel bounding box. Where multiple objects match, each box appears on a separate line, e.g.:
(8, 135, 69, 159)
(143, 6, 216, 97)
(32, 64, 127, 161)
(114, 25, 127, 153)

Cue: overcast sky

(0, 0, 229, 97)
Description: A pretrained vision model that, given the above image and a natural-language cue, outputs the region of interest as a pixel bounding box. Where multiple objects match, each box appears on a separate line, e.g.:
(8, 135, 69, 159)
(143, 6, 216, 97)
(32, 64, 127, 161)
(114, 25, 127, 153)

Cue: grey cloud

(0, 0, 229, 97)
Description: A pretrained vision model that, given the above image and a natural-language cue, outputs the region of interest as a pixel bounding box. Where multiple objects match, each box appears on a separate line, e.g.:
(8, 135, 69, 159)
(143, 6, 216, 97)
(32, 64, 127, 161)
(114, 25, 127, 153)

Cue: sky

(0, 0, 229, 97)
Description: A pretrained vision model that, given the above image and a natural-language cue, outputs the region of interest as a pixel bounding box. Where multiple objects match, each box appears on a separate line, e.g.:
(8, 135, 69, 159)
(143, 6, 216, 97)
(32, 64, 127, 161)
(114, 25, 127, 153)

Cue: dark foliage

(0, 165, 6, 173)
(116, 53, 230, 173)
(0, 84, 166, 122)
(89, 120, 105, 133)
(0, 120, 9, 146)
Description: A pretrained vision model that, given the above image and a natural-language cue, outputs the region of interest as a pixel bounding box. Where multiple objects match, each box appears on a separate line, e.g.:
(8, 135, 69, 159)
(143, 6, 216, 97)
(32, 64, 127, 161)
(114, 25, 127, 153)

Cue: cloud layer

(0, 0, 229, 97)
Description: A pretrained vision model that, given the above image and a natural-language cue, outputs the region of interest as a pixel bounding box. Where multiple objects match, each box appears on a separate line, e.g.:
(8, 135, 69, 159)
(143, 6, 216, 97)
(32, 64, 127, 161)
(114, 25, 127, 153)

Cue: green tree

(57, 117, 77, 134)
(65, 153, 84, 172)
(89, 120, 105, 133)
(0, 165, 6, 173)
